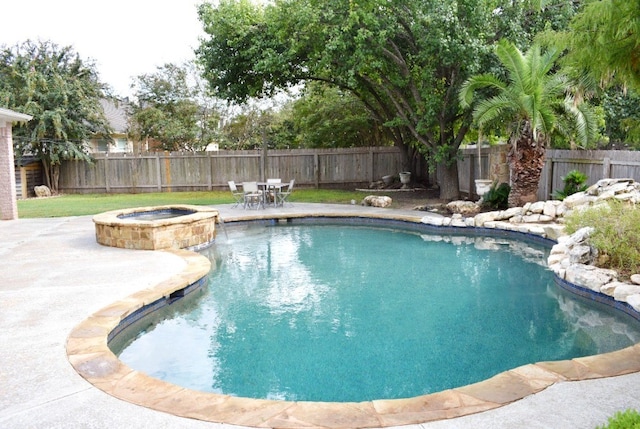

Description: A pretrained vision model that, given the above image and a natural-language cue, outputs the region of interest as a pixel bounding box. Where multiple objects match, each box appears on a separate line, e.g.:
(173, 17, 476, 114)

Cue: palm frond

(459, 74, 507, 108)
(565, 96, 598, 147)
(473, 94, 517, 127)
(536, 104, 556, 138)
(495, 39, 528, 93)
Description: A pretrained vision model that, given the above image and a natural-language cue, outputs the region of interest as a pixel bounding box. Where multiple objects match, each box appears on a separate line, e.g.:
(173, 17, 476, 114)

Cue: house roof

(0, 108, 32, 125)
(100, 99, 129, 134)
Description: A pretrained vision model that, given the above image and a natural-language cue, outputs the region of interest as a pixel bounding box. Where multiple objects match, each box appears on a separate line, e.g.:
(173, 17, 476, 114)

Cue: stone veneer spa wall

(93, 205, 218, 250)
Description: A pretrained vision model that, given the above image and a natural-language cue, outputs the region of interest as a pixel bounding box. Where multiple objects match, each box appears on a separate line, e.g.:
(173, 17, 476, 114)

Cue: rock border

(423, 178, 640, 314)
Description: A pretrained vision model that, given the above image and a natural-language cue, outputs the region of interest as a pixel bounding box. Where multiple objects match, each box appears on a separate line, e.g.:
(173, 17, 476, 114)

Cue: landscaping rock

(613, 284, 640, 302)
(627, 294, 640, 312)
(34, 185, 51, 197)
(564, 264, 618, 292)
(630, 274, 640, 285)
(446, 200, 481, 216)
(362, 195, 392, 208)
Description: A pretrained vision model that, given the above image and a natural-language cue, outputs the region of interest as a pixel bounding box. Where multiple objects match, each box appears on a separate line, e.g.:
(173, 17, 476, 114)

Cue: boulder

(627, 294, 640, 312)
(362, 195, 392, 208)
(446, 200, 481, 216)
(421, 215, 444, 226)
(564, 264, 618, 292)
(569, 245, 595, 264)
(613, 284, 640, 302)
(528, 201, 545, 214)
(34, 185, 51, 198)
(630, 274, 640, 285)
(543, 201, 558, 218)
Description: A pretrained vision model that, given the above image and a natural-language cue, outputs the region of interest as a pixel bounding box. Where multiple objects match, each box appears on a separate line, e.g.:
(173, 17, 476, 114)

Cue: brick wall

(0, 124, 18, 220)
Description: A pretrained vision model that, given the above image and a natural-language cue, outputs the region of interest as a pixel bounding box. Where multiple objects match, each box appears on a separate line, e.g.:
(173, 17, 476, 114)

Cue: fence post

(207, 151, 213, 191)
(603, 157, 611, 179)
(469, 154, 476, 199)
(314, 152, 320, 188)
(545, 158, 554, 201)
(261, 132, 268, 182)
(369, 148, 375, 182)
(104, 154, 110, 193)
(155, 153, 162, 192)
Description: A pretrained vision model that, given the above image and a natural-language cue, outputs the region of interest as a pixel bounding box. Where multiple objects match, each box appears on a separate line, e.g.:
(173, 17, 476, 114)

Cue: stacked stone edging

(421, 178, 640, 313)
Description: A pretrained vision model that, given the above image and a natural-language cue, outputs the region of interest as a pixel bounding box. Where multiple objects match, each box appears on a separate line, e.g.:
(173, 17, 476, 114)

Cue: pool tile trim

(67, 211, 640, 429)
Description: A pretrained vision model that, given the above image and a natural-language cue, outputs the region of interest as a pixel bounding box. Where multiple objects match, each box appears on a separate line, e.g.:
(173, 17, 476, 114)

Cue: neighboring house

(88, 99, 167, 153)
(88, 99, 139, 153)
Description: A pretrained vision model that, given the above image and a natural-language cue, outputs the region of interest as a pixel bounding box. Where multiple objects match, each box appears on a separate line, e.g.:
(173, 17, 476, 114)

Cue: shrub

(553, 170, 589, 200)
(482, 182, 510, 210)
(564, 200, 640, 278)
(597, 409, 640, 429)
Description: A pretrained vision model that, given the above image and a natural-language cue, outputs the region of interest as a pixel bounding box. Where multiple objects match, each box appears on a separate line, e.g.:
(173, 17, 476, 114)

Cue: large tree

(130, 63, 202, 151)
(197, 0, 573, 199)
(129, 63, 224, 151)
(0, 40, 111, 193)
(459, 40, 597, 207)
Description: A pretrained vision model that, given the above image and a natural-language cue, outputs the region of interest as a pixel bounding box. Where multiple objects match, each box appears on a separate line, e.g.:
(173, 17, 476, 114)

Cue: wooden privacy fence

(58, 146, 640, 200)
(58, 147, 412, 193)
(539, 149, 640, 200)
(459, 146, 640, 201)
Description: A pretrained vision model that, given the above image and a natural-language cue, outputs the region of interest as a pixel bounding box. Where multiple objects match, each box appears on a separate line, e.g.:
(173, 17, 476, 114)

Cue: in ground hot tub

(93, 205, 219, 250)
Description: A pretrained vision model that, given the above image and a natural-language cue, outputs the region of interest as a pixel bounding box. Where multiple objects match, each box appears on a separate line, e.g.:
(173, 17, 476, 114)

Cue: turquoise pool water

(114, 223, 640, 402)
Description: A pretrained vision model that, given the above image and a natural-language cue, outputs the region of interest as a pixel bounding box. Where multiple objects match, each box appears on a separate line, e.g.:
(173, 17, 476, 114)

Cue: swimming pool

(112, 220, 640, 403)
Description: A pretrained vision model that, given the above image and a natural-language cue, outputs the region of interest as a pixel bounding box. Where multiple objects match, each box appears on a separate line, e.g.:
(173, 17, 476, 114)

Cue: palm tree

(459, 39, 597, 207)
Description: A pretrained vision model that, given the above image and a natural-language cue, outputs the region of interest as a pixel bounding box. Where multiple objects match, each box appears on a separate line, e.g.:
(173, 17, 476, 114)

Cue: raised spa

(93, 204, 218, 250)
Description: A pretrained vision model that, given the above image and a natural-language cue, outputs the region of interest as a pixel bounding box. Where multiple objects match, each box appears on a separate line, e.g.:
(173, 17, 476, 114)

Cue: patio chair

(277, 179, 295, 207)
(265, 178, 281, 205)
(228, 181, 244, 208)
(242, 181, 263, 210)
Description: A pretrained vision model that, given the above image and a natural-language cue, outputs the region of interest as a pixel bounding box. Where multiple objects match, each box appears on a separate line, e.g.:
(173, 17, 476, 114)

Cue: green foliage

(555, 0, 640, 92)
(0, 40, 110, 192)
(565, 201, 640, 277)
(602, 88, 640, 148)
(286, 83, 391, 148)
(218, 106, 270, 150)
(597, 409, 640, 429)
(552, 170, 588, 200)
(460, 39, 597, 207)
(459, 39, 597, 149)
(481, 182, 510, 210)
(130, 63, 219, 151)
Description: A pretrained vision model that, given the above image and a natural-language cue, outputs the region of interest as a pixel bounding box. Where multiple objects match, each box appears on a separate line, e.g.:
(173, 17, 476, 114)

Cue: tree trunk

(50, 164, 60, 194)
(42, 160, 52, 190)
(507, 121, 546, 207)
(436, 161, 460, 201)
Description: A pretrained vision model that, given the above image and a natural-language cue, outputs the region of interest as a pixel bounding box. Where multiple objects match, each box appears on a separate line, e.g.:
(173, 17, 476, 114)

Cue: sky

(0, 0, 206, 98)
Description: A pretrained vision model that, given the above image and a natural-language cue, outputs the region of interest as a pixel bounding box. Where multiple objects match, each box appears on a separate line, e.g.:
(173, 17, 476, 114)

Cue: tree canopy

(555, 0, 640, 92)
(197, 0, 579, 199)
(129, 63, 223, 151)
(0, 40, 111, 192)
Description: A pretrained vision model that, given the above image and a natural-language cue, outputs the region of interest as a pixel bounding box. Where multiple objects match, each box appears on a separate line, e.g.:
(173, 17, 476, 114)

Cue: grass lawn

(17, 189, 373, 218)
